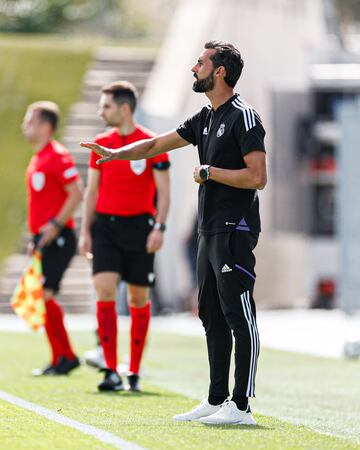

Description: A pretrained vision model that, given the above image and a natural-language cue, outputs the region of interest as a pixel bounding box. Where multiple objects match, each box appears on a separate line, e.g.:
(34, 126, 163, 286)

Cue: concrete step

(63, 124, 105, 138)
(62, 144, 92, 165)
(70, 102, 100, 115)
(85, 70, 149, 83)
(1, 272, 91, 287)
(65, 114, 103, 127)
(0, 254, 91, 275)
(94, 46, 156, 62)
(91, 59, 154, 68)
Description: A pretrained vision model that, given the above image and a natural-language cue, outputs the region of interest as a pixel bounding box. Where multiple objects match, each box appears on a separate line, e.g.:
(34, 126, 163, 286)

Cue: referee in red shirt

(22, 101, 83, 376)
(79, 81, 170, 392)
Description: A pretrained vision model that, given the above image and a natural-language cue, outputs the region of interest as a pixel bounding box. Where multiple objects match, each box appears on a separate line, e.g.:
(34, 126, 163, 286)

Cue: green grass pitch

(0, 329, 359, 449)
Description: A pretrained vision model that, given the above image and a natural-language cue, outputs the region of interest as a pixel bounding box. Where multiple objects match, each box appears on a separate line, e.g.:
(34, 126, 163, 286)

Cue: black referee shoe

(55, 356, 80, 375)
(32, 363, 57, 376)
(126, 373, 141, 392)
(98, 369, 124, 392)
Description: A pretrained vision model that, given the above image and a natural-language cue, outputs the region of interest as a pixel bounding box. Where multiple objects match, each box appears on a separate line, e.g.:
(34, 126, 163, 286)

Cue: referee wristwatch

(49, 218, 63, 231)
(154, 222, 166, 232)
(199, 165, 211, 182)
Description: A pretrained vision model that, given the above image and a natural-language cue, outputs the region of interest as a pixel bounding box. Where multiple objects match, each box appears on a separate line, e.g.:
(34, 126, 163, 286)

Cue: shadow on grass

(89, 390, 164, 398)
(183, 423, 272, 431)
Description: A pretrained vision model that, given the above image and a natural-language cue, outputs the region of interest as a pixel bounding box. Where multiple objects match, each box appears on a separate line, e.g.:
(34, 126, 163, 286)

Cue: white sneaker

(116, 362, 127, 376)
(117, 357, 144, 377)
(197, 401, 256, 425)
(172, 399, 223, 422)
(83, 346, 106, 369)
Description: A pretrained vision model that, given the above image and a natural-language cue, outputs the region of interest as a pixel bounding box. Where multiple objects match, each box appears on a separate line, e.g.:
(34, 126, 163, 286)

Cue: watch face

(200, 167, 208, 181)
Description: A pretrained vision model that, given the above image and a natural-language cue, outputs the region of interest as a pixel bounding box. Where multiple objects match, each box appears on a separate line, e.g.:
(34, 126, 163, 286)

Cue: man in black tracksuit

(81, 40, 267, 425)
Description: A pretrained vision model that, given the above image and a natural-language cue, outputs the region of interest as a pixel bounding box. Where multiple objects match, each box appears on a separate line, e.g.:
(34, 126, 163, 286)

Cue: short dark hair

(204, 40, 244, 88)
(28, 101, 60, 131)
(102, 80, 138, 113)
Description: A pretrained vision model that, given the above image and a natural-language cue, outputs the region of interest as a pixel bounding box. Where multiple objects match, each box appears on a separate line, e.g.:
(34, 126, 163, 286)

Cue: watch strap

(154, 222, 166, 232)
(49, 218, 63, 231)
(200, 165, 211, 181)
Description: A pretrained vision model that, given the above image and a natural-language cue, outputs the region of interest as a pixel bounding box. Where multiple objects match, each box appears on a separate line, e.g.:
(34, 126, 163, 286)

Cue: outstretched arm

(81, 130, 188, 164)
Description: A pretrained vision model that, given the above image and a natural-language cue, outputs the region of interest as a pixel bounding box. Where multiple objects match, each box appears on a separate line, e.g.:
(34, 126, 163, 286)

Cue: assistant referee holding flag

(81, 40, 267, 425)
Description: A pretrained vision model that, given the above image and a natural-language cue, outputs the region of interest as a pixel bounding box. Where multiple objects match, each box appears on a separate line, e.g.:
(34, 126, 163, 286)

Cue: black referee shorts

(33, 228, 76, 294)
(91, 213, 156, 287)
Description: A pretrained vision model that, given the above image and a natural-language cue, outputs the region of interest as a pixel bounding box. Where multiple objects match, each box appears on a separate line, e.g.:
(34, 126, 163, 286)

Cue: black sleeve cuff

(152, 161, 171, 170)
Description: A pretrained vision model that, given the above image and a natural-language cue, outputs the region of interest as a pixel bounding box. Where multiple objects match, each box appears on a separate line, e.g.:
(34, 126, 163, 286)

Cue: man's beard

(192, 70, 215, 93)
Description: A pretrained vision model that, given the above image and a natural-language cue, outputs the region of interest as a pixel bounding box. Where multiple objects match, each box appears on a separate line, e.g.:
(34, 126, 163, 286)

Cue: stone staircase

(0, 46, 156, 314)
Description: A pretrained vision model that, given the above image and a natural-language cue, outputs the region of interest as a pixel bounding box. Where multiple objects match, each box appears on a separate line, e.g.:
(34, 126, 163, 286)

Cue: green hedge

(0, 34, 92, 264)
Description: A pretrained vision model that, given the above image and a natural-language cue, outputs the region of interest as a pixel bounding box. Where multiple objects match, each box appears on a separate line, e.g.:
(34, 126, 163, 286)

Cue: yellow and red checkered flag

(11, 250, 45, 331)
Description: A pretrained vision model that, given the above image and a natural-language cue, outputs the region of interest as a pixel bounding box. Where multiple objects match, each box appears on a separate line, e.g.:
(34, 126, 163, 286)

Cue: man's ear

(215, 66, 226, 78)
(121, 102, 132, 115)
(44, 121, 54, 136)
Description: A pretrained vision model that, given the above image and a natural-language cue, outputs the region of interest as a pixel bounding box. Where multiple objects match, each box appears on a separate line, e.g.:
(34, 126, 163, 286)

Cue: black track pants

(197, 230, 260, 398)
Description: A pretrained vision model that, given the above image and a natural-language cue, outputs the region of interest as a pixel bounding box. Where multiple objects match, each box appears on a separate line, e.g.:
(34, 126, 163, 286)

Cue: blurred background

(1, 0, 360, 333)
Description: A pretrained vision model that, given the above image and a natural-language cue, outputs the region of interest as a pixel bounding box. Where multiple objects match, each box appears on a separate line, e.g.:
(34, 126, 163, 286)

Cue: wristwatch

(199, 165, 211, 182)
(49, 218, 63, 231)
(154, 222, 166, 232)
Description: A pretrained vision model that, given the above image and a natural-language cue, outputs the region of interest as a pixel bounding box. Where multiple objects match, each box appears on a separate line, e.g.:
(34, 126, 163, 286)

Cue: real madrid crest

(216, 123, 225, 138)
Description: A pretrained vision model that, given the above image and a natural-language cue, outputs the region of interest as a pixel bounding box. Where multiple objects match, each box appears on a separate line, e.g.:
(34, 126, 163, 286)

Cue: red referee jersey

(26, 140, 79, 234)
(90, 125, 169, 216)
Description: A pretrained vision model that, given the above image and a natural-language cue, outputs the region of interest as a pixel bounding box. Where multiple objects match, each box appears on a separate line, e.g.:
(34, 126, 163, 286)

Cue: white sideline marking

(0, 390, 147, 450)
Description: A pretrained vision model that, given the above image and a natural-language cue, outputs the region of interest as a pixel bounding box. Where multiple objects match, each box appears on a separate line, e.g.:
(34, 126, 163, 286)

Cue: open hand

(80, 142, 117, 164)
(146, 229, 164, 253)
(38, 222, 59, 247)
(79, 231, 93, 260)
